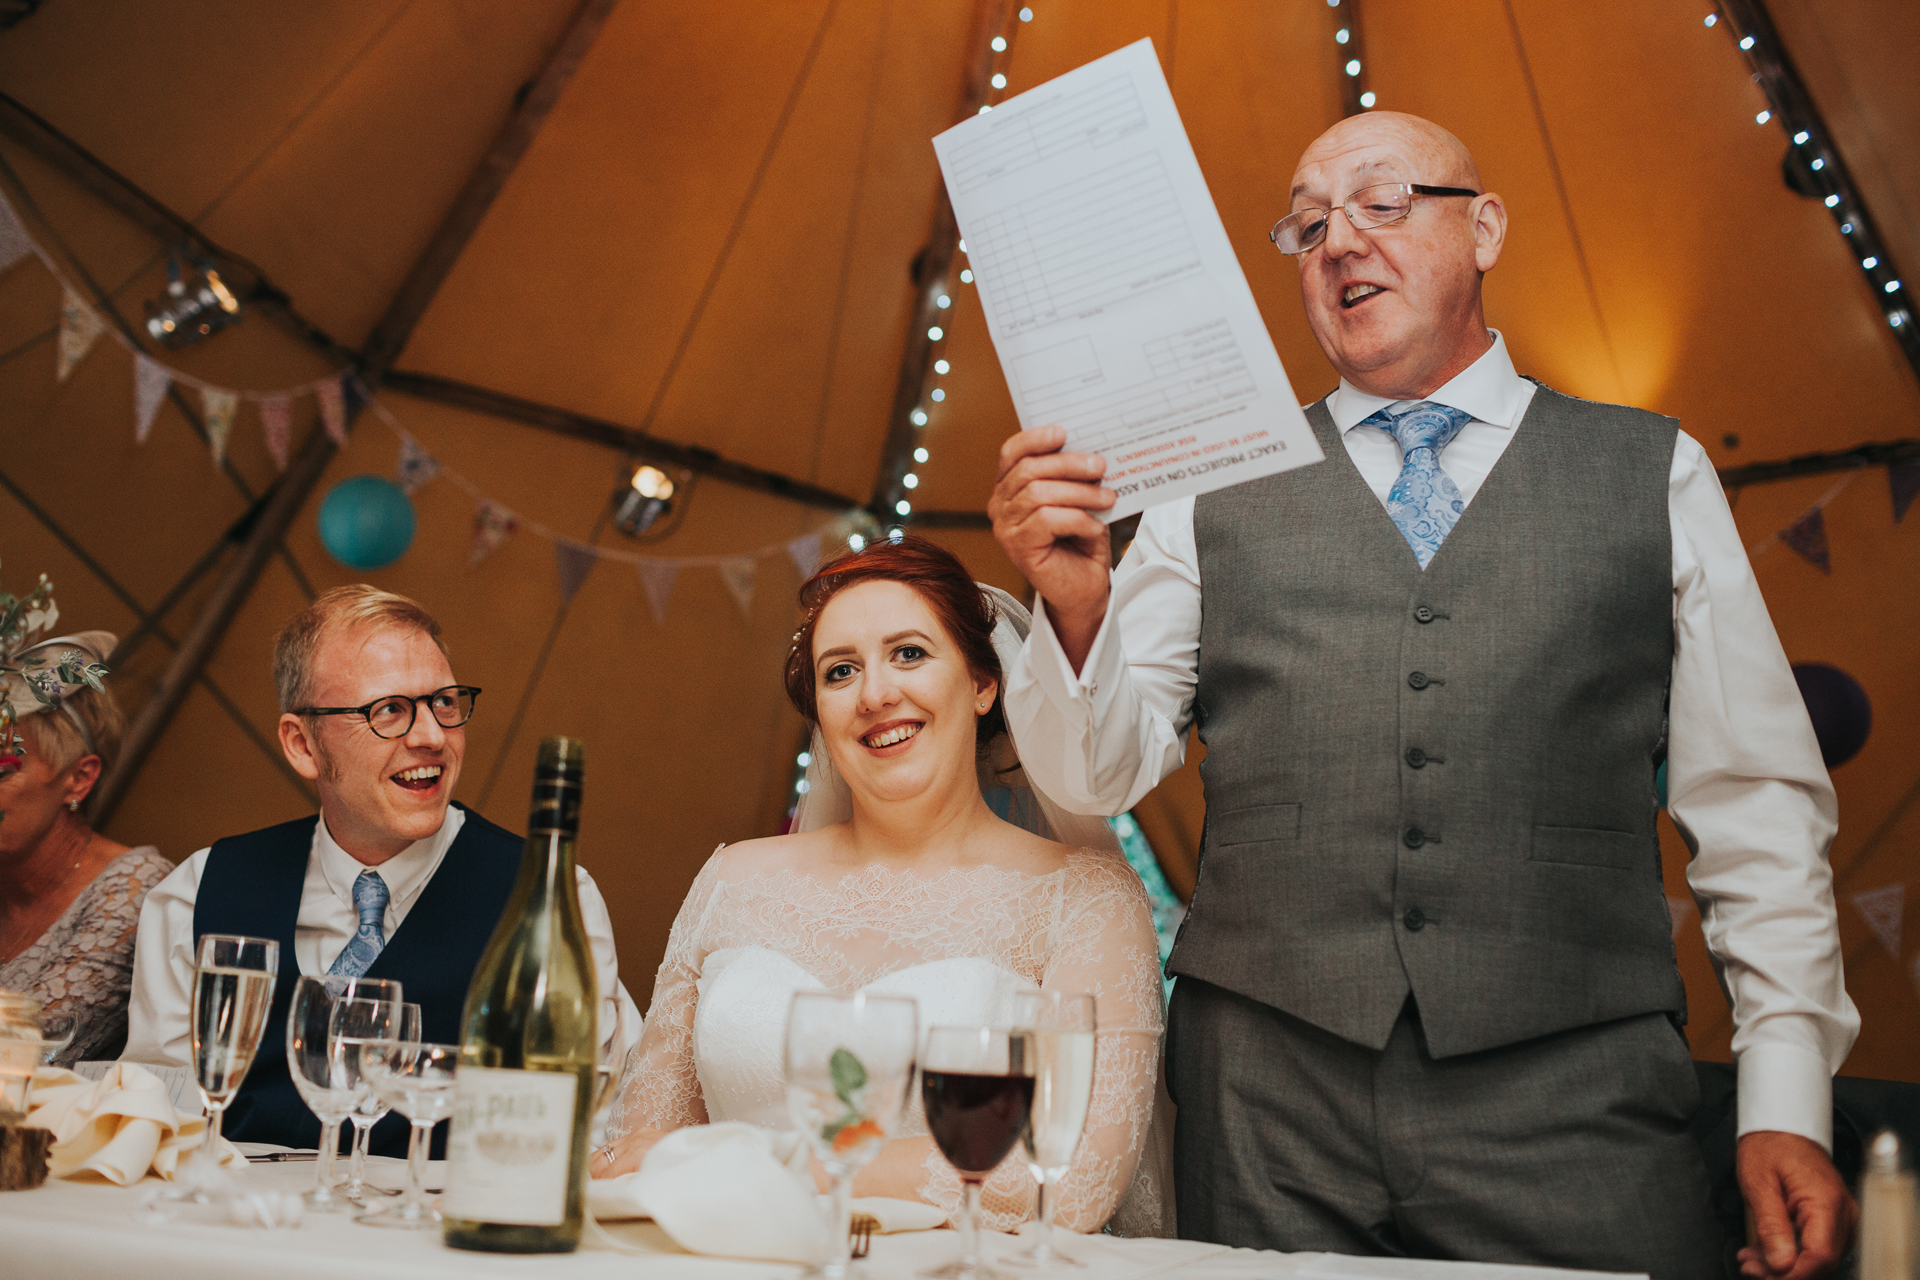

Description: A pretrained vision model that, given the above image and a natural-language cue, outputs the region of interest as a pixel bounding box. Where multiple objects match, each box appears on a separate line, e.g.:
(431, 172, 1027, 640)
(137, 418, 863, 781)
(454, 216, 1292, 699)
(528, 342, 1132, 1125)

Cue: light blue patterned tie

(327, 871, 390, 978)
(1362, 401, 1475, 569)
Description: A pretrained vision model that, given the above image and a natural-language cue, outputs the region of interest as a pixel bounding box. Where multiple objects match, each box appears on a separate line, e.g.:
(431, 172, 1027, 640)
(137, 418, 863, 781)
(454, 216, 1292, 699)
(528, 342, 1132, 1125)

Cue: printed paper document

(933, 38, 1322, 520)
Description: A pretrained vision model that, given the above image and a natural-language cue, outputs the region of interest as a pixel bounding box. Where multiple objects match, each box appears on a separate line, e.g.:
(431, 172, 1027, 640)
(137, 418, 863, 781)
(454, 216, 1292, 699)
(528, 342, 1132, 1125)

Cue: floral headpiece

(0, 564, 111, 769)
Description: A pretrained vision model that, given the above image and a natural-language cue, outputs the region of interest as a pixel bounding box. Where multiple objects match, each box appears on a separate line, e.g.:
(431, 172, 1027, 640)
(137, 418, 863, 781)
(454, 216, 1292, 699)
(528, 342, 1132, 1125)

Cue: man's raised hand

(988, 425, 1115, 671)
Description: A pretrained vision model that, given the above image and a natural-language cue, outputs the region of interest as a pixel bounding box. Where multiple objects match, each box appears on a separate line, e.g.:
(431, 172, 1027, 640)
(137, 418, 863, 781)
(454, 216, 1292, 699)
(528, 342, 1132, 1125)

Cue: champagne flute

(920, 1025, 1037, 1280)
(785, 991, 919, 1280)
(287, 976, 401, 1211)
(328, 996, 414, 1203)
(174, 933, 279, 1202)
(358, 1041, 458, 1228)
(1007, 993, 1097, 1269)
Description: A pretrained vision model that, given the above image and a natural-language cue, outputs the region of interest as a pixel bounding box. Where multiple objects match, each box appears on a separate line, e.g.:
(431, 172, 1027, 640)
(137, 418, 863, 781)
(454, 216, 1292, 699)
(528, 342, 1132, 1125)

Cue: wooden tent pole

(0, 91, 356, 363)
(382, 370, 866, 512)
(869, 0, 1021, 521)
(89, 0, 625, 828)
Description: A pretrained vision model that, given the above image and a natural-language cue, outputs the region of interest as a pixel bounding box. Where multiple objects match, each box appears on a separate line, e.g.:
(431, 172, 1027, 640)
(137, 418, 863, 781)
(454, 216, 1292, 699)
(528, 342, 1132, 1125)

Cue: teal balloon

(317, 475, 415, 570)
(1656, 760, 1668, 809)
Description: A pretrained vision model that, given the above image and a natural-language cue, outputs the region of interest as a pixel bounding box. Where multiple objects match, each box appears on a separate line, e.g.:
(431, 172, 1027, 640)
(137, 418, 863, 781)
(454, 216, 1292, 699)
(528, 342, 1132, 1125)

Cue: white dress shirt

(124, 806, 632, 1067)
(1006, 331, 1859, 1147)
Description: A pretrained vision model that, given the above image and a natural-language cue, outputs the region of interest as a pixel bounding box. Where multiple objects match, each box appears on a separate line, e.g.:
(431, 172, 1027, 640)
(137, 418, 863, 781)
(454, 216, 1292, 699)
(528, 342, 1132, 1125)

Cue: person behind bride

(594, 536, 1166, 1234)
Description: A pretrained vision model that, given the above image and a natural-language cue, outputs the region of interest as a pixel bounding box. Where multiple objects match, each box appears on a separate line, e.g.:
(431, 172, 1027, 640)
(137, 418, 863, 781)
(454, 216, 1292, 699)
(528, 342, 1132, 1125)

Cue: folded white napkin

(587, 1122, 947, 1261)
(25, 1063, 241, 1185)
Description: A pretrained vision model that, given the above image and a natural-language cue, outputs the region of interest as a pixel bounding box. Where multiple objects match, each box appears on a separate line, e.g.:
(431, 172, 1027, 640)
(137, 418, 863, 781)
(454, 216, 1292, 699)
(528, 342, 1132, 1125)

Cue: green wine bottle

(442, 737, 599, 1253)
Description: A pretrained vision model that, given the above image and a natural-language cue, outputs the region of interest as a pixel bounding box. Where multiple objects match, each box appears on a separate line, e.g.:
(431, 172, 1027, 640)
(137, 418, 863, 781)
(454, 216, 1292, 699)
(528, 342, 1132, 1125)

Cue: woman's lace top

(0, 847, 172, 1066)
(609, 844, 1164, 1232)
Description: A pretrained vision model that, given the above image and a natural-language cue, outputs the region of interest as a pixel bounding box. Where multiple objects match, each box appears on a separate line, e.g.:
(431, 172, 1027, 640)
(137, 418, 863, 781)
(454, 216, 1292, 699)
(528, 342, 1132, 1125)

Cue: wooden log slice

(0, 1123, 54, 1190)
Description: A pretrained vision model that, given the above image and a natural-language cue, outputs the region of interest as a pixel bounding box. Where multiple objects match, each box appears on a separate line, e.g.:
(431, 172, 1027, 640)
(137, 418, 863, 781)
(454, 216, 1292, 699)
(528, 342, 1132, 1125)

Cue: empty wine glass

(785, 991, 919, 1280)
(920, 1025, 1036, 1280)
(1007, 992, 1097, 1269)
(327, 995, 414, 1203)
(357, 1041, 457, 1228)
(35, 1011, 76, 1065)
(287, 976, 401, 1211)
(165, 934, 279, 1204)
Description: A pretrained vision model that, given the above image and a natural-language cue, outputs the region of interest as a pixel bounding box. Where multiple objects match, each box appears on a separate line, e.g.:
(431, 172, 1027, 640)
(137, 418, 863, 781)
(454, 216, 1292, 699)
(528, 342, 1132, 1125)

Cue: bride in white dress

(597, 536, 1166, 1234)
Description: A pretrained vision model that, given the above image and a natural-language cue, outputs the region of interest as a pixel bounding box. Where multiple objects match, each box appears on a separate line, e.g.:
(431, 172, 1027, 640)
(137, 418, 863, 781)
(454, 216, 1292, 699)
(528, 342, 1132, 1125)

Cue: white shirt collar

(315, 805, 466, 916)
(1327, 329, 1532, 433)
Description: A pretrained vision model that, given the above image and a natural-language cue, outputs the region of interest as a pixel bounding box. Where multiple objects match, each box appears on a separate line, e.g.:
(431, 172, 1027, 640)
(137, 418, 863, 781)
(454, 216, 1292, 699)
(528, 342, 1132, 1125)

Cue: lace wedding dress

(606, 843, 1168, 1234)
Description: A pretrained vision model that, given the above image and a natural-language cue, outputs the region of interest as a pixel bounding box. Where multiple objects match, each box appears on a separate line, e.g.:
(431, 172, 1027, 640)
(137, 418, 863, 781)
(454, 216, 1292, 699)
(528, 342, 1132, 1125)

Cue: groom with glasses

(994, 112, 1856, 1278)
(125, 585, 629, 1156)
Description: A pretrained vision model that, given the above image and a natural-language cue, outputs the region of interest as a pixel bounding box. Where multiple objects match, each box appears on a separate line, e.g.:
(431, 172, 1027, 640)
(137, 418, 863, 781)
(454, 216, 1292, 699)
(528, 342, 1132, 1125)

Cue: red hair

(783, 536, 1005, 747)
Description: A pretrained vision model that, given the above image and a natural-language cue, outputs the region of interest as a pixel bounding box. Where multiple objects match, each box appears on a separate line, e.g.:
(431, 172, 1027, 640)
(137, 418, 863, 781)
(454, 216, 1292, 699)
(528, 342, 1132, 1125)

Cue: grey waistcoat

(1172, 383, 1686, 1058)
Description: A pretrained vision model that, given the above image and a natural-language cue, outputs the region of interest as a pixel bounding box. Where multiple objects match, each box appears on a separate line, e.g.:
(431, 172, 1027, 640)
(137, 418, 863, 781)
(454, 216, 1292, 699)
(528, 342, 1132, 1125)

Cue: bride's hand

(592, 1125, 669, 1178)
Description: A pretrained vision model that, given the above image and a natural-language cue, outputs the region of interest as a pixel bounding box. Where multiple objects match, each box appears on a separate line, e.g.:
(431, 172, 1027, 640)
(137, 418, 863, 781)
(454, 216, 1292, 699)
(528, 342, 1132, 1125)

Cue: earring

(67, 799, 81, 813)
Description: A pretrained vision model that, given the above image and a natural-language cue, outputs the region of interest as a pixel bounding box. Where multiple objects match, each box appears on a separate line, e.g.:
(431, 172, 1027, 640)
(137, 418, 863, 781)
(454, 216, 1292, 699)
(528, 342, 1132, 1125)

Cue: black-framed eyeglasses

(1270, 182, 1481, 255)
(294, 686, 482, 740)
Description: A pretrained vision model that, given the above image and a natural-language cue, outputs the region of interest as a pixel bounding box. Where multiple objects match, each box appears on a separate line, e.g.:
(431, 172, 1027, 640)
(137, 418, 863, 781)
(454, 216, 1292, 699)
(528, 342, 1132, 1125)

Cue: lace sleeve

(1, 849, 174, 1067)
(918, 848, 1165, 1232)
(605, 850, 724, 1137)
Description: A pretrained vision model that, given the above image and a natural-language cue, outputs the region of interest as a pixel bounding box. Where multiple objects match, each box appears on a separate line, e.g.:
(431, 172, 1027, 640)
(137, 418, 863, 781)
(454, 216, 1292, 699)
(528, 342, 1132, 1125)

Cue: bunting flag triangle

(0, 189, 33, 275)
(718, 556, 757, 619)
(786, 532, 823, 583)
(394, 433, 442, 495)
(1850, 884, 1905, 959)
(132, 354, 171, 443)
(469, 501, 518, 567)
(259, 393, 292, 470)
(553, 539, 598, 606)
(201, 387, 238, 467)
(1780, 507, 1831, 574)
(1666, 897, 1695, 940)
(637, 560, 678, 625)
(316, 376, 348, 445)
(56, 286, 104, 382)
(1891, 460, 1920, 525)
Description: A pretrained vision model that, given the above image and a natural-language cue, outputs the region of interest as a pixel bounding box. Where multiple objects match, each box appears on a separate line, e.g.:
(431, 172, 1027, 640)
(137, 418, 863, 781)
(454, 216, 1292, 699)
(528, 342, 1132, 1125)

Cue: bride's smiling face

(811, 579, 995, 805)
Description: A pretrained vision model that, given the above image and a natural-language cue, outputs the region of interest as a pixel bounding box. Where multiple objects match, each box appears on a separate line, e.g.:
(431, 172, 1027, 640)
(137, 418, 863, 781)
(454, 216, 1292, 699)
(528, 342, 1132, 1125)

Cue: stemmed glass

(785, 991, 920, 1280)
(1007, 993, 1097, 1269)
(286, 976, 401, 1211)
(920, 1025, 1037, 1280)
(357, 1041, 458, 1228)
(171, 933, 280, 1202)
(35, 1012, 76, 1065)
(327, 995, 415, 1203)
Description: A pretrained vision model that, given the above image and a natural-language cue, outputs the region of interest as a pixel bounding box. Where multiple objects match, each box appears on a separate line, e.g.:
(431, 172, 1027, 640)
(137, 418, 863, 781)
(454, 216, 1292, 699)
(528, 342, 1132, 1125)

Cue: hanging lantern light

(143, 249, 243, 348)
(612, 464, 690, 540)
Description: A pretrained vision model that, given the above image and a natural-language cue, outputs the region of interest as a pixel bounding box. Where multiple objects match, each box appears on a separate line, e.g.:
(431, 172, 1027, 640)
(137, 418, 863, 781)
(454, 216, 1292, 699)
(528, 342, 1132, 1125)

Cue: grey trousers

(1166, 978, 1726, 1280)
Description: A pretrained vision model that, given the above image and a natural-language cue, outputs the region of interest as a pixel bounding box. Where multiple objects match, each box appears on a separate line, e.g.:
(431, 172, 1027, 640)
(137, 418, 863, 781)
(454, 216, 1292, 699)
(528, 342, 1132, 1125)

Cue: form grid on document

(947, 74, 1149, 194)
(1030, 318, 1258, 454)
(970, 153, 1202, 338)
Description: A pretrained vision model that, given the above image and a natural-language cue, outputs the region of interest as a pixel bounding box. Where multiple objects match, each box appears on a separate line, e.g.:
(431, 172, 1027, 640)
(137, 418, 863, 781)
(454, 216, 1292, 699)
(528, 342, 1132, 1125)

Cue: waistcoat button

(1414, 605, 1435, 624)
(1403, 907, 1426, 931)
(1405, 747, 1427, 768)
(1407, 671, 1430, 690)
(1403, 826, 1425, 848)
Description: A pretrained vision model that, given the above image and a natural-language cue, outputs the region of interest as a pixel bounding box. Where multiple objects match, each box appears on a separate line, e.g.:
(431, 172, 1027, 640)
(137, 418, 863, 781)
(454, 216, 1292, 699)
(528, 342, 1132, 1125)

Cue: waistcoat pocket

(1211, 803, 1302, 847)
(1530, 823, 1638, 869)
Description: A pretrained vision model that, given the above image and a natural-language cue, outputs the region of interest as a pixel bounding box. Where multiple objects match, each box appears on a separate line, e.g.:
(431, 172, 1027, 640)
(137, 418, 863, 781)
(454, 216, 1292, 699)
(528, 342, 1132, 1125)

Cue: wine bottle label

(442, 1067, 579, 1225)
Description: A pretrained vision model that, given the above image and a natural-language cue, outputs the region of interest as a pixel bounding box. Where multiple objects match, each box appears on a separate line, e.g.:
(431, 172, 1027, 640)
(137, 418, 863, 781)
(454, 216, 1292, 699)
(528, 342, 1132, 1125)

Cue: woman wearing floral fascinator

(0, 569, 171, 1066)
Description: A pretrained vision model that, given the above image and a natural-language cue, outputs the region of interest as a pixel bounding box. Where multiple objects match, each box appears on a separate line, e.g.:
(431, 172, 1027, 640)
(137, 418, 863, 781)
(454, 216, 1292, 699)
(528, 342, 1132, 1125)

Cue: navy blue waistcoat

(191, 803, 522, 1157)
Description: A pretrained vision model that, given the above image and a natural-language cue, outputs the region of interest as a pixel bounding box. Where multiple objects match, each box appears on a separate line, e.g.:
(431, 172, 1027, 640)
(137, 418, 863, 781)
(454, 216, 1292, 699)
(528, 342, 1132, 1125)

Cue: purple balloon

(1791, 664, 1871, 769)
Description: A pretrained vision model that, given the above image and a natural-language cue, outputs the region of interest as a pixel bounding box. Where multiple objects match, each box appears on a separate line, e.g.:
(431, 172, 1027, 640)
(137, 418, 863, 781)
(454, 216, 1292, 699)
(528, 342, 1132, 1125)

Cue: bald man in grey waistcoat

(991, 112, 1858, 1280)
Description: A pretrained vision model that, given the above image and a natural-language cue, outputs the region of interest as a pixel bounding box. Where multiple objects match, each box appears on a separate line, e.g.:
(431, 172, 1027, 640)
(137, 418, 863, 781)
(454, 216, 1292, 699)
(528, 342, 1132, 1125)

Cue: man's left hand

(1736, 1130, 1856, 1280)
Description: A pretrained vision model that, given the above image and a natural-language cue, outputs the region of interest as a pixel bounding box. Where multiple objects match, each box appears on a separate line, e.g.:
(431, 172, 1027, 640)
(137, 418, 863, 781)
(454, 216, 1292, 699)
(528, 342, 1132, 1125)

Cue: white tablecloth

(0, 1158, 1639, 1280)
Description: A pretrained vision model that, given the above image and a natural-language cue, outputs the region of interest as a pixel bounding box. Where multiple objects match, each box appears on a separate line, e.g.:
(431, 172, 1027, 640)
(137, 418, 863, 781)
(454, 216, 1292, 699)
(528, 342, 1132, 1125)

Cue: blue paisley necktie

(327, 870, 390, 978)
(1362, 401, 1475, 569)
